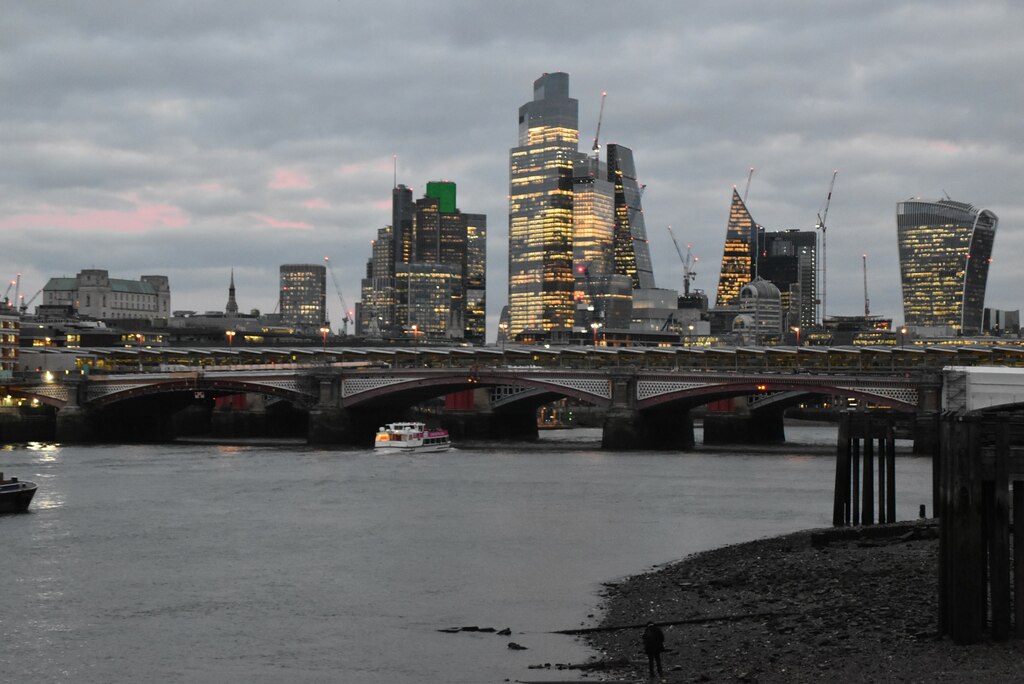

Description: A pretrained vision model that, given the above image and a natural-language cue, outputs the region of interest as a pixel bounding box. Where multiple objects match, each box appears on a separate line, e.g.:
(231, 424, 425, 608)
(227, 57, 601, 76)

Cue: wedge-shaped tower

(715, 189, 757, 307)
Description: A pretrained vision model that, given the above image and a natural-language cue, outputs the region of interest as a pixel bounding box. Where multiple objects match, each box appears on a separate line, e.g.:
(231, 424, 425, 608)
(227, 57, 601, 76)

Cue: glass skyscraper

(896, 198, 998, 336)
(508, 72, 579, 337)
(715, 189, 757, 308)
(607, 144, 656, 290)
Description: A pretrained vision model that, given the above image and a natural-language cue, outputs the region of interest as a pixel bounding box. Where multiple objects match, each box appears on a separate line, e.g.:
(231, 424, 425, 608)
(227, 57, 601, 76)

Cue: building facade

(508, 72, 579, 337)
(715, 189, 758, 308)
(756, 228, 817, 329)
(896, 199, 998, 336)
(41, 269, 170, 323)
(0, 306, 17, 379)
(359, 182, 485, 343)
(607, 144, 656, 290)
(279, 264, 327, 331)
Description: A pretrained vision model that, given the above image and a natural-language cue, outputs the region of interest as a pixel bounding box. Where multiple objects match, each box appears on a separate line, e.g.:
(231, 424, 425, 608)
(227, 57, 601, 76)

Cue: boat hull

(0, 482, 37, 514)
(374, 442, 452, 454)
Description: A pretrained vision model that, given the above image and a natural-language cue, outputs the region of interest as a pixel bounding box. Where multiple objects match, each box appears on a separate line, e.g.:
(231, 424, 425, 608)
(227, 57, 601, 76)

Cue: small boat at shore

(0, 473, 37, 514)
(374, 422, 452, 453)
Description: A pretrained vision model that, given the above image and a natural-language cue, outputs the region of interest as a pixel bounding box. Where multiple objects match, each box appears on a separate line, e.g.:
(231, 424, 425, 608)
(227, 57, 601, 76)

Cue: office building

(896, 198, 998, 336)
(0, 307, 17, 379)
(41, 269, 170, 323)
(508, 72, 579, 337)
(756, 228, 817, 329)
(607, 144, 656, 290)
(360, 181, 485, 343)
(279, 264, 327, 331)
(715, 189, 758, 308)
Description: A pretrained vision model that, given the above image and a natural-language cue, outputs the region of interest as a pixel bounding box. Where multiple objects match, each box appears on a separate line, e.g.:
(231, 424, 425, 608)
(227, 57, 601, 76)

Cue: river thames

(1, 426, 932, 683)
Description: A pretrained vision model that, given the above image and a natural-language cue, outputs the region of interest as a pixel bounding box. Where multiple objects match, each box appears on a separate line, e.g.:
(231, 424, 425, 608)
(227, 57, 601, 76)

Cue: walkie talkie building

(896, 198, 997, 336)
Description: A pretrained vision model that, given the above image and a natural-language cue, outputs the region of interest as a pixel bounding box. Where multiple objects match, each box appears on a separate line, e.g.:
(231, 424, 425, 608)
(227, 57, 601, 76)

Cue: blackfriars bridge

(0, 358, 940, 447)
(5, 344, 1024, 446)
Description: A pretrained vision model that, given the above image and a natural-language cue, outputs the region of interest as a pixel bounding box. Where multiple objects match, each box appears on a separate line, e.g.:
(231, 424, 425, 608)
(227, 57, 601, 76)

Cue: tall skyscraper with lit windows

(896, 198, 997, 336)
(715, 189, 758, 308)
(607, 144, 656, 290)
(508, 72, 579, 337)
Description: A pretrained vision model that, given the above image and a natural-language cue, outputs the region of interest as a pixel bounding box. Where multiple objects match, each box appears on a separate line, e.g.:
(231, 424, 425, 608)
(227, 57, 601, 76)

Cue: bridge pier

(55, 379, 95, 443)
(601, 371, 693, 450)
(602, 406, 694, 450)
(702, 409, 786, 445)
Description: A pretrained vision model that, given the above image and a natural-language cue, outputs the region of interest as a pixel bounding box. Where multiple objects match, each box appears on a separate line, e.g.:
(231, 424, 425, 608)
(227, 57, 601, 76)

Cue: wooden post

(878, 431, 887, 524)
(949, 417, 985, 644)
(852, 436, 861, 525)
(834, 413, 851, 526)
(990, 419, 1011, 640)
(938, 417, 951, 636)
(862, 431, 875, 525)
(886, 422, 897, 523)
(1014, 480, 1024, 638)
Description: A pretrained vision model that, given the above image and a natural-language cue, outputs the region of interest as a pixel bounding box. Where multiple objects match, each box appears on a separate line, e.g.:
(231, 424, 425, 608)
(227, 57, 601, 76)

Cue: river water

(1, 426, 933, 683)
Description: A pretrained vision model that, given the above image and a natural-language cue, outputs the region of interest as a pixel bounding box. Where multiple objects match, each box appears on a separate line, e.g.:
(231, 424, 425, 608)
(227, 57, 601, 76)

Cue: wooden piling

(938, 413, 1024, 644)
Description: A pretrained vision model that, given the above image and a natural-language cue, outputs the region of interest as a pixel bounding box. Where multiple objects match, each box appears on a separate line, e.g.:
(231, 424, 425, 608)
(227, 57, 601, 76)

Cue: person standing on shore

(642, 621, 666, 679)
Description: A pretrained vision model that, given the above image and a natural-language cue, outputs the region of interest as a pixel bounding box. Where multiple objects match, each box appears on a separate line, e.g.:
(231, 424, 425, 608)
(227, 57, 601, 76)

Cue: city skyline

(2, 2, 1021, 335)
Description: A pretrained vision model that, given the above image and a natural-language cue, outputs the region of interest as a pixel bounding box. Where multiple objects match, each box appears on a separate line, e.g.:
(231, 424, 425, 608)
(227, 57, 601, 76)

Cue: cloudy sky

(3, 1, 1021, 335)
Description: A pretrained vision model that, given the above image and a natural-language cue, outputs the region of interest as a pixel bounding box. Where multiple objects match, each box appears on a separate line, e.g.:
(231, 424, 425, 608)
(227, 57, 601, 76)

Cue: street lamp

(900, 327, 907, 351)
(320, 326, 330, 353)
(411, 324, 419, 345)
(792, 326, 801, 347)
(498, 321, 508, 352)
(590, 321, 602, 346)
(225, 330, 236, 347)
(688, 324, 695, 348)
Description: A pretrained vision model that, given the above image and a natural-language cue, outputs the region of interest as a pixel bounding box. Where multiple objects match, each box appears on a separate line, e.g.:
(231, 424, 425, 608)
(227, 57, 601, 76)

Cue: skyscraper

(607, 144, 656, 290)
(279, 264, 327, 331)
(359, 181, 485, 343)
(896, 198, 998, 336)
(715, 189, 758, 308)
(756, 228, 817, 329)
(508, 72, 579, 337)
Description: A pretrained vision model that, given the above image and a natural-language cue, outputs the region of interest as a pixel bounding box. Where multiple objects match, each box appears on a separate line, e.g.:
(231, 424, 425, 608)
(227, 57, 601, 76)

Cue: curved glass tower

(896, 199, 998, 336)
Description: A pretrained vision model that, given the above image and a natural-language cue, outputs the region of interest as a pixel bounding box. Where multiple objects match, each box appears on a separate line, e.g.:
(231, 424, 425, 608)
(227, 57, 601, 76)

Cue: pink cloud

(269, 168, 313, 189)
(303, 198, 330, 209)
(0, 202, 188, 233)
(252, 214, 313, 230)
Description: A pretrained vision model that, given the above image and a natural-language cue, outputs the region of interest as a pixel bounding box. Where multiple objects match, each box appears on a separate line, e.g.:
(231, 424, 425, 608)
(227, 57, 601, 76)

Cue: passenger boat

(374, 422, 452, 453)
(0, 473, 38, 514)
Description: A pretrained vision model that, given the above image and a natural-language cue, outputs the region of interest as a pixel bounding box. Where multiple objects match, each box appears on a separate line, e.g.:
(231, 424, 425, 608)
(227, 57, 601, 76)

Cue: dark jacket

(642, 624, 665, 654)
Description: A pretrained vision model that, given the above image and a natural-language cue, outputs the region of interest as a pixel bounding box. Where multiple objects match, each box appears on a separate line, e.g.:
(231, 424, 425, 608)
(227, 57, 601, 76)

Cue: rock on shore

(585, 521, 1024, 682)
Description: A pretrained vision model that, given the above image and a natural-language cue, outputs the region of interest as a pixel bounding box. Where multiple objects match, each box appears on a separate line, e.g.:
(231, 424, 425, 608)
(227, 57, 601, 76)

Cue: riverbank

(583, 521, 1024, 682)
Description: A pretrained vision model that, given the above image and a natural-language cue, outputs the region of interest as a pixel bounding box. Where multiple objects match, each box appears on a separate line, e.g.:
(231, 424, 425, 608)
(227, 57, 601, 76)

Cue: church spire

(225, 269, 238, 315)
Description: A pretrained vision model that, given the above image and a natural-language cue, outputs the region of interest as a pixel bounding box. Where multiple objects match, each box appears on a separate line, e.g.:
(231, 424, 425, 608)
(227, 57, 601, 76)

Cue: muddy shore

(581, 521, 1024, 682)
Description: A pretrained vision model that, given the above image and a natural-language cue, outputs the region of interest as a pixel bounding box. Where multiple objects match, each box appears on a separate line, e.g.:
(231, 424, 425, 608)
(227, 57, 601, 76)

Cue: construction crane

(815, 170, 838, 325)
(666, 226, 698, 296)
(743, 167, 755, 203)
(862, 254, 870, 317)
(591, 91, 607, 160)
(323, 256, 351, 336)
(2, 278, 14, 304)
(20, 289, 41, 314)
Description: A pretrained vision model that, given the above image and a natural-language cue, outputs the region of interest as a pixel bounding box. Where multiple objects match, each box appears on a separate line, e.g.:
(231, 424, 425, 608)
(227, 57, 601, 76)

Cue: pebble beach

(580, 521, 1024, 682)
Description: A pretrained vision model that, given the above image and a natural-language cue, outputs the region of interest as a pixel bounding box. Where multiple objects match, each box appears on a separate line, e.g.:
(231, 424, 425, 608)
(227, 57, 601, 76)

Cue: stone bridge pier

(55, 378, 94, 443)
(601, 371, 694, 450)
